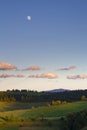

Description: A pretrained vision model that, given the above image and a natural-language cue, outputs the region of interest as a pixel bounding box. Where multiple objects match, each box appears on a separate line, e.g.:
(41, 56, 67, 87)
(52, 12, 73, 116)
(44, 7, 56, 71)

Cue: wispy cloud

(59, 66, 76, 71)
(67, 74, 87, 79)
(28, 72, 58, 79)
(0, 74, 24, 78)
(24, 66, 40, 71)
(0, 62, 17, 70)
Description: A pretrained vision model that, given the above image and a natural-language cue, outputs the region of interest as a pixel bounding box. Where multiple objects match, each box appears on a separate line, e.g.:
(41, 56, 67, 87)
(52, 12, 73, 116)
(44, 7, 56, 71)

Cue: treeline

(0, 89, 87, 102)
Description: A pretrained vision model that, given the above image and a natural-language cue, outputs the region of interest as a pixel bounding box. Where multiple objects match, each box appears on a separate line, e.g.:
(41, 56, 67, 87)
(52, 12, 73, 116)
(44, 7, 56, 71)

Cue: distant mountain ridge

(45, 88, 70, 93)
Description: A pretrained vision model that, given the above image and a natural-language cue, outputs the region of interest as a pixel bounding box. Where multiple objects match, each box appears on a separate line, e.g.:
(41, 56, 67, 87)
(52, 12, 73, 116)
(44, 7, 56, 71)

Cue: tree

(81, 95, 87, 101)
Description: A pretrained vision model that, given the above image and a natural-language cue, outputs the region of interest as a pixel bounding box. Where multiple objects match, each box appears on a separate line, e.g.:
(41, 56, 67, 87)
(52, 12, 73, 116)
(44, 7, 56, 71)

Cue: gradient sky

(0, 0, 87, 91)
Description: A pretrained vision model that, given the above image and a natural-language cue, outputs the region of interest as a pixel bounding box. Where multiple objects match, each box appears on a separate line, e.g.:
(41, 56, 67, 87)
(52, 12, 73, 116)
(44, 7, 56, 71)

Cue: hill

(45, 88, 70, 93)
(0, 101, 87, 130)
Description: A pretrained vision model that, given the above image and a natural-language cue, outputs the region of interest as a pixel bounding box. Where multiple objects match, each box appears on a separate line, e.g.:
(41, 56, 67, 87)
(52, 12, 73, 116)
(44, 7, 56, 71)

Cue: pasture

(0, 101, 87, 119)
(0, 101, 87, 130)
(81, 127, 87, 130)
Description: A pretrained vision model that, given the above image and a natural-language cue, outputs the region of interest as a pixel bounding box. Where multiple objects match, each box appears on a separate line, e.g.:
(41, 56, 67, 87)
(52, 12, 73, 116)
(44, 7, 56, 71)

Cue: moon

(27, 16, 31, 21)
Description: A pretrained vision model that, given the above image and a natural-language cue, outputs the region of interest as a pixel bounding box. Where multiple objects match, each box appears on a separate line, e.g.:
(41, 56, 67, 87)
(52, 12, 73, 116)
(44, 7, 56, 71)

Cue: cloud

(67, 74, 87, 79)
(0, 62, 17, 70)
(59, 66, 76, 71)
(0, 74, 24, 78)
(28, 72, 58, 79)
(0, 74, 15, 78)
(41, 73, 58, 79)
(16, 74, 24, 78)
(25, 66, 40, 71)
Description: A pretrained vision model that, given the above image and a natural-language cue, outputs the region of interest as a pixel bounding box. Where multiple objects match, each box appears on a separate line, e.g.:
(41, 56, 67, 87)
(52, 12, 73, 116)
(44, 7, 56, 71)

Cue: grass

(0, 101, 87, 130)
(81, 127, 87, 130)
(0, 126, 60, 130)
(0, 126, 18, 130)
(0, 101, 46, 111)
(16, 101, 87, 118)
(0, 101, 87, 120)
(19, 126, 60, 130)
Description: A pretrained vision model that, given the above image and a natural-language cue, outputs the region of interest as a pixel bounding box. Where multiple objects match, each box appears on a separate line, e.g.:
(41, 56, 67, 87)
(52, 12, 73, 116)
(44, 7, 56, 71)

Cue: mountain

(44, 88, 70, 93)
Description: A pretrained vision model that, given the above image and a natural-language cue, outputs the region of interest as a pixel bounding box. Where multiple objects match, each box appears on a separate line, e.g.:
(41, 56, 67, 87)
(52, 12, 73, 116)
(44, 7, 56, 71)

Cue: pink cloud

(0, 74, 16, 78)
(0, 74, 24, 78)
(59, 66, 76, 71)
(16, 74, 24, 78)
(0, 62, 17, 70)
(28, 72, 58, 79)
(67, 74, 87, 79)
(41, 73, 58, 79)
(25, 66, 40, 71)
(69, 66, 76, 69)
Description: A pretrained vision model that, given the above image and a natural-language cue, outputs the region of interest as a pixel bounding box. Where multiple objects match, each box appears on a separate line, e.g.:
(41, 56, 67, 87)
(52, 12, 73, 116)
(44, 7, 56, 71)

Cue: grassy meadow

(0, 101, 87, 118)
(0, 101, 87, 130)
(81, 127, 87, 130)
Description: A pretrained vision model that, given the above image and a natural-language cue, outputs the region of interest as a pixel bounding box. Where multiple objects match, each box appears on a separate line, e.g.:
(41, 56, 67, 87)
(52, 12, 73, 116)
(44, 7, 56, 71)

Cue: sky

(0, 0, 87, 91)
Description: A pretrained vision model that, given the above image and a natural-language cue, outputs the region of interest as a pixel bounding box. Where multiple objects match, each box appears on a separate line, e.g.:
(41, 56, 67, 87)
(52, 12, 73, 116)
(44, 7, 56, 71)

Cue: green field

(0, 102, 46, 111)
(0, 126, 59, 130)
(19, 126, 59, 130)
(0, 101, 87, 130)
(0, 126, 18, 130)
(81, 127, 87, 130)
(0, 101, 87, 119)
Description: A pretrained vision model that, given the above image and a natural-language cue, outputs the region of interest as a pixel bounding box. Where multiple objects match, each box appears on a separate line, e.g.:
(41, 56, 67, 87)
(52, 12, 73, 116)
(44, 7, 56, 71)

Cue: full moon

(27, 16, 31, 21)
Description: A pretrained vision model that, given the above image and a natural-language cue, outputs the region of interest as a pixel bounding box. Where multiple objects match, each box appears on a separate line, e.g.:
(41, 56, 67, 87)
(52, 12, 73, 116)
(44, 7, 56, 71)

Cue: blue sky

(0, 0, 87, 91)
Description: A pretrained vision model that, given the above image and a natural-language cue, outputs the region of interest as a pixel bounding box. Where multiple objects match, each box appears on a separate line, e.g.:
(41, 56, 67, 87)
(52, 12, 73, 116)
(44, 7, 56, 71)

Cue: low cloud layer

(25, 66, 40, 71)
(28, 72, 58, 79)
(0, 74, 24, 78)
(59, 66, 76, 71)
(67, 74, 87, 79)
(0, 62, 17, 70)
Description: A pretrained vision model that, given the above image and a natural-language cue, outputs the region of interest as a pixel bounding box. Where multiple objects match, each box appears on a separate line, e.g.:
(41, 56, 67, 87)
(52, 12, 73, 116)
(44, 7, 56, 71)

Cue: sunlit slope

(0, 101, 87, 119)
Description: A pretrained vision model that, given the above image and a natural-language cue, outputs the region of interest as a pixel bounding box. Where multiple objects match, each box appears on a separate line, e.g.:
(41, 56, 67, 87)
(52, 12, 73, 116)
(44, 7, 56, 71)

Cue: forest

(0, 89, 87, 102)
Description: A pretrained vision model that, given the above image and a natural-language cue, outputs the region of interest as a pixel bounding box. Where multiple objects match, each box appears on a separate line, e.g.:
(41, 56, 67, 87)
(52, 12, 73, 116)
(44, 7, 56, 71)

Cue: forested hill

(0, 89, 87, 102)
